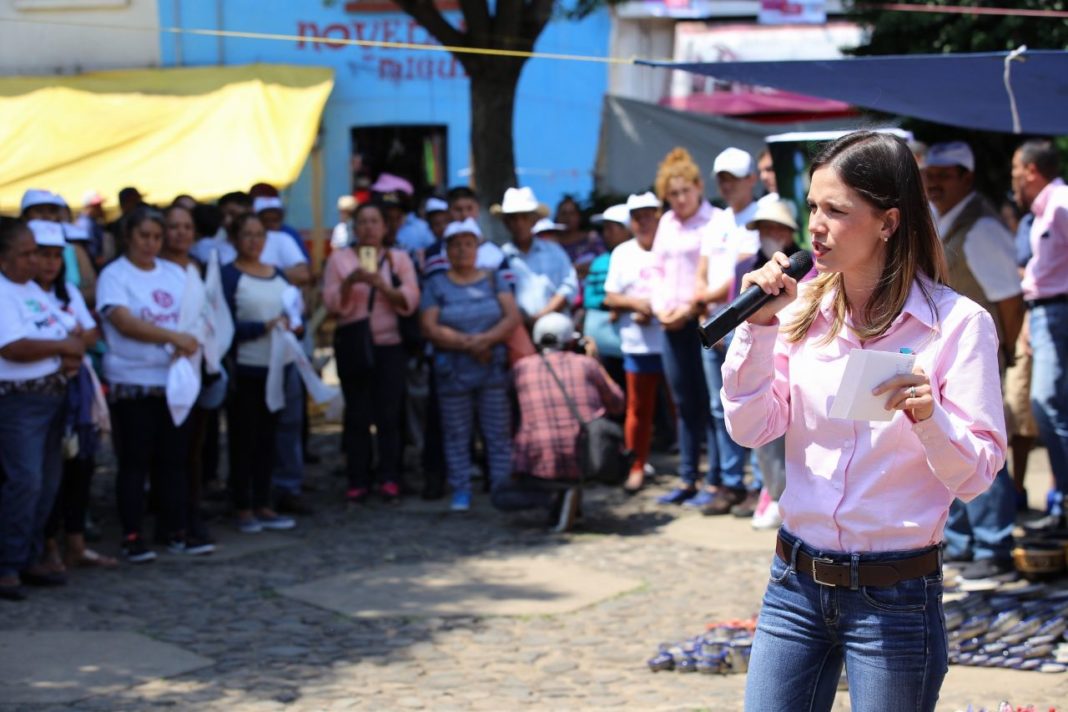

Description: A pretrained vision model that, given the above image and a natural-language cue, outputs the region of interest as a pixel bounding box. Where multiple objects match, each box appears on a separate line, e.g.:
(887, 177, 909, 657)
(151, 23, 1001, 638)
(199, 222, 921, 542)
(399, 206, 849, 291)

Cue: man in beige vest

(925, 141, 1026, 587)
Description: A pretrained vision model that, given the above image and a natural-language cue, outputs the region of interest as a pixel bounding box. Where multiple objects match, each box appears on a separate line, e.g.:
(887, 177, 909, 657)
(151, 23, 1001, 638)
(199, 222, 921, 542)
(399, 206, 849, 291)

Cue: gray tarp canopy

(595, 95, 868, 197)
(637, 49, 1068, 135)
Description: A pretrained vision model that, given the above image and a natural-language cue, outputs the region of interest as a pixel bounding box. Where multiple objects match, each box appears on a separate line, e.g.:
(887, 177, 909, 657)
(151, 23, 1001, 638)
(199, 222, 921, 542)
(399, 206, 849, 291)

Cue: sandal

(65, 548, 119, 569)
(623, 470, 645, 495)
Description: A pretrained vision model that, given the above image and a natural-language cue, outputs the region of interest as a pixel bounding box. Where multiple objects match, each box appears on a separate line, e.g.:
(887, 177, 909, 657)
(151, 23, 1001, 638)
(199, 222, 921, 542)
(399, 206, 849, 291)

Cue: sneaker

(169, 536, 215, 556)
(553, 487, 581, 533)
(346, 487, 370, 504)
(959, 558, 1019, 589)
(380, 481, 401, 504)
(121, 534, 157, 563)
(700, 488, 746, 516)
(1021, 513, 1065, 533)
(658, 487, 698, 505)
(731, 490, 761, 518)
(257, 513, 296, 531)
(185, 537, 216, 555)
(682, 490, 718, 509)
(236, 517, 263, 534)
(751, 501, 783, 530)
(450, 491, 471, 512)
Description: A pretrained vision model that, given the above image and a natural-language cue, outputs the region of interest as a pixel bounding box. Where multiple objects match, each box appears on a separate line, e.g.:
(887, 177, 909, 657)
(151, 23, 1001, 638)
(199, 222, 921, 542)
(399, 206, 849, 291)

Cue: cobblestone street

(2, 432, 1067, 711)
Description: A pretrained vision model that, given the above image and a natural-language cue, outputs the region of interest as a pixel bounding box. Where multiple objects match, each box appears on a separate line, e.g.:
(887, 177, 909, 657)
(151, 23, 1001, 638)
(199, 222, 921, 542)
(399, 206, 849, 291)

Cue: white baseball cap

(425, 197, 449, 215)
(532, 312, 576, 348)
(28, 220, 66, 248)
(712, 147, 754, 178)
(599, 204, 631, 226)
(925, 141, 975, 172)
(532, 217, 565, 235)
(62, 222, 90, 242)
(20, 189, 65, 213)
(253, 196, 285, 214)
(626, 192, 661, 211)
(337, 195, 357, 211)
(443, 217, 483, 241)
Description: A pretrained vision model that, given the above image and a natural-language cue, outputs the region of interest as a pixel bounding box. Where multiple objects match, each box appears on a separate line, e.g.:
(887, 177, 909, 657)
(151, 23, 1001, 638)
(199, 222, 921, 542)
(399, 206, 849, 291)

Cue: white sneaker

(752, 501, 782, 530)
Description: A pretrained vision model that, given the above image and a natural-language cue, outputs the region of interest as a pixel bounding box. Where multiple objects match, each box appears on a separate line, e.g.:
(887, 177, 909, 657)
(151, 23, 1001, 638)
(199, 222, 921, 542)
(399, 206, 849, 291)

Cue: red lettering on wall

(295, 18, 466, 82)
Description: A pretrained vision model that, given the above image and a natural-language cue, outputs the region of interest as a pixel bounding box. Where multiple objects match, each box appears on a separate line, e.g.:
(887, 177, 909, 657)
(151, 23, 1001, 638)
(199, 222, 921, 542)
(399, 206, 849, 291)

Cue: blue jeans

(700, 344, 748, 490)
(1030, 302, 1068, 515)
(660, 322, 713, 486)
(746, 530, 947, 711)
(943, 464, 1015, 560)
(272, 366, 304, 497)
(0, 392, 65, 578)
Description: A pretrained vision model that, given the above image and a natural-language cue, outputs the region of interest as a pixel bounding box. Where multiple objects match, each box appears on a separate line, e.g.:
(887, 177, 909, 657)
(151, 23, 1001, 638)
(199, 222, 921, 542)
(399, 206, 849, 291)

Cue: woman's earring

(882, 235, 889, 242)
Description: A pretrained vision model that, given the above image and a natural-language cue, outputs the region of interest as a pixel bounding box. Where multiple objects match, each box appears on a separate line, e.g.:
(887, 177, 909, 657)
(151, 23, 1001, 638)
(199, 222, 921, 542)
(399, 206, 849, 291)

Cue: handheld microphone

(697, 250, 813, 349)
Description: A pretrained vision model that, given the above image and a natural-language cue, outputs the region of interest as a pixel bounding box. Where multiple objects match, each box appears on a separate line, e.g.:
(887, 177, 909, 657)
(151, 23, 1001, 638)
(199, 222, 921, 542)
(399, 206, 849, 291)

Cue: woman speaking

(722, 132, 1006, 711)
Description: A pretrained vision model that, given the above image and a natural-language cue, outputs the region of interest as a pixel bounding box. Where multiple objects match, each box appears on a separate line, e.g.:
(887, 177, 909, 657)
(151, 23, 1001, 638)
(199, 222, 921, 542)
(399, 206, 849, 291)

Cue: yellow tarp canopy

(0, 63, 334, 214)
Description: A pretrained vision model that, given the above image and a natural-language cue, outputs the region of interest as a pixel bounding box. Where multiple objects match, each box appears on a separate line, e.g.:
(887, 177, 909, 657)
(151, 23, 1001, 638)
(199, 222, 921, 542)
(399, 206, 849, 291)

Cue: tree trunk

(467, 58, 525, 213)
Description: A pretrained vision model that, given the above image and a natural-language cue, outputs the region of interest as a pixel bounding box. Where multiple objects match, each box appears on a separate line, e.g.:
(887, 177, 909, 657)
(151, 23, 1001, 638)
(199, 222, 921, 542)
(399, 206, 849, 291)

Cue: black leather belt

(776, 534, 941, 588)
(1026, 293, 1068, 310)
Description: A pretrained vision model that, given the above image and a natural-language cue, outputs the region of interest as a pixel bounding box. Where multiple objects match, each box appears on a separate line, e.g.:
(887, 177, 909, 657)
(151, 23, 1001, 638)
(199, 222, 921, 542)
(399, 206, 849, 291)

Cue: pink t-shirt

(650, 201, 721, 314)
(721, 278, 1006, 553)
(1021, 177, 1068, 301)
(322, 247, 420, 346)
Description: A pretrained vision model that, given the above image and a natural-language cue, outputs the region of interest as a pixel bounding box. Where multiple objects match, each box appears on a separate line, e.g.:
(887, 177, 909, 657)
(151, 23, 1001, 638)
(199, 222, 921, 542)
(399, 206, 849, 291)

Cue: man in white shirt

(925, 140, 1025, 585)
(693, 147, 761, 516)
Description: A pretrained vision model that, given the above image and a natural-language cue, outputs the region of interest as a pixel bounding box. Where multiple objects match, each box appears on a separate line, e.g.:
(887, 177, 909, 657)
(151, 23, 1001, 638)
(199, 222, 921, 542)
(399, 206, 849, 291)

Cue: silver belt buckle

(811, 557, 837, 586)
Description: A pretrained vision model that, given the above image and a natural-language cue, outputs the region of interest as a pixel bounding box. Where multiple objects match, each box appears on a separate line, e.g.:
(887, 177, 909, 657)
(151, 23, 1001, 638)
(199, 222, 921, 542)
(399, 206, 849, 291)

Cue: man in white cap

(582, 204, 630, 379)
(424, 196, 451, 242)
(925, 140, 1025, 586)
(508, 312, 625, 531)
(252, 196, 311, 286)
(498, 187, 578, 329)
(331, 195, 357, 250)
(690, 147, 759, 516)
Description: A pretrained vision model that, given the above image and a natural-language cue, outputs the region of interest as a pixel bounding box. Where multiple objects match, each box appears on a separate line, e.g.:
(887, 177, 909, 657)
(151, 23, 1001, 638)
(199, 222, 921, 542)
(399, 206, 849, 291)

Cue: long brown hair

(785, 131, 948, 344)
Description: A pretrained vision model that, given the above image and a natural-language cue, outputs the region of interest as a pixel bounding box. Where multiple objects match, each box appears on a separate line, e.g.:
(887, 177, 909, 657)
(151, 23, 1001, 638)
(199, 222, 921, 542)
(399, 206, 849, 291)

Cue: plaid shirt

(512, 350, 625, 481)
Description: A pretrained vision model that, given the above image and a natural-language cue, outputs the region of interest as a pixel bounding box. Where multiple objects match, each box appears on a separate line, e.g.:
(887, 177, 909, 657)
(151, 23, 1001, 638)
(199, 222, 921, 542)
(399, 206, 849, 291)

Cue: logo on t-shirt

(152, 290, 175, 308)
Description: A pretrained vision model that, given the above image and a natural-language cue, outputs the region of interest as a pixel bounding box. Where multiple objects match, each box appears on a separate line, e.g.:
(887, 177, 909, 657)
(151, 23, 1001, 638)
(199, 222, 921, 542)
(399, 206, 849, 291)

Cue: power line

(867, 3, 1068, 20)
(0, 16, 636, 65)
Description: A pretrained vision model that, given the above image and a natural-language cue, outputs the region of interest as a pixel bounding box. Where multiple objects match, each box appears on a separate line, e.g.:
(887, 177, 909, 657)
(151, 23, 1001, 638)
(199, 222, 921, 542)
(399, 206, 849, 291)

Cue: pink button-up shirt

(722, 279, 1006, 553)
(1021, 177, 1068, 300)
(650, 201, 721, 314)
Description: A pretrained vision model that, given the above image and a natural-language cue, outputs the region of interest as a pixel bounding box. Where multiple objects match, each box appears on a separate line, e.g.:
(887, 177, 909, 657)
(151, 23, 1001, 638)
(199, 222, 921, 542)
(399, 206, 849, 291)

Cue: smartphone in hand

(357, 246, 377, 273)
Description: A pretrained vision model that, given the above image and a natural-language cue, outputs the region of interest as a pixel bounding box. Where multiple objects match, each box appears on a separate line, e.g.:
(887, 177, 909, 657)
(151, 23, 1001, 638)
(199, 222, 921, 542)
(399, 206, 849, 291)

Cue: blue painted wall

(157, 0, 610, 231)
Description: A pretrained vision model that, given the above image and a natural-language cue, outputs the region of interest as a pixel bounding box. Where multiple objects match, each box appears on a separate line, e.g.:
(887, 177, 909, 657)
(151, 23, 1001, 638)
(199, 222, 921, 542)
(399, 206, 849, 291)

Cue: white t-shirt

(701, 201, 760, 260)
(96, 257, 187, 386)
(0, 274, 68, 381)
(935, 194, 1023, 303)
(48, 282, 96, 332)
(260, 230, 308, 271)
(603, 239, 664, 355)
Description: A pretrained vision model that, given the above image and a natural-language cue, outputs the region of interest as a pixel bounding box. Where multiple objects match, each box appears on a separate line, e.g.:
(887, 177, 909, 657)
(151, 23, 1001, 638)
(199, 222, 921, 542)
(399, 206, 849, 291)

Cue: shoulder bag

(538, 351, 633, 486)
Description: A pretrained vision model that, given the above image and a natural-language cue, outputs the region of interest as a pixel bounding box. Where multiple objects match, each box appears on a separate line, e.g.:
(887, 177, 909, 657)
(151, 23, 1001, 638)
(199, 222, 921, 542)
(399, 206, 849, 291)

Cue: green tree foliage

(846, 0, 1068, 203)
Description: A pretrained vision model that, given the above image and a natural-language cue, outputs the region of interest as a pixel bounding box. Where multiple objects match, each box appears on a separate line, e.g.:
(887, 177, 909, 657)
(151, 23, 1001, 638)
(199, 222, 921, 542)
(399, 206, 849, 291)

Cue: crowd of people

(0, 133, 1064, 608)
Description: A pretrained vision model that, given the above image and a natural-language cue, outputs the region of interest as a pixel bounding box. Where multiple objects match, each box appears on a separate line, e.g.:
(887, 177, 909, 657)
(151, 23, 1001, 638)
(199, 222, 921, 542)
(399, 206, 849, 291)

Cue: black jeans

(44, 456, 94, 538)
(111, 396, 189, 539)
(229, 372, 278, 510)
(337, 339, 407, 489)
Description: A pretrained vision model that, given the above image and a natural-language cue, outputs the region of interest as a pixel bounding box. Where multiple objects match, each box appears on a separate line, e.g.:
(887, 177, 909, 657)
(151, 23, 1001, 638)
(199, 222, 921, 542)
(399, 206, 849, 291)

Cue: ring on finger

(909, 386, 917, 399)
